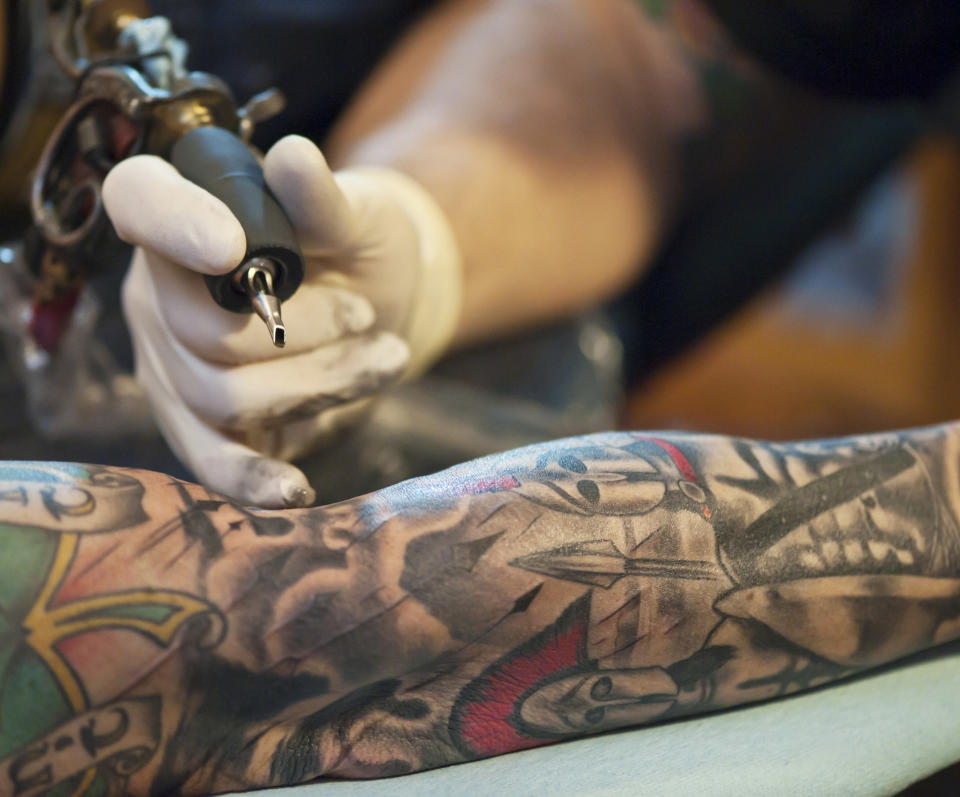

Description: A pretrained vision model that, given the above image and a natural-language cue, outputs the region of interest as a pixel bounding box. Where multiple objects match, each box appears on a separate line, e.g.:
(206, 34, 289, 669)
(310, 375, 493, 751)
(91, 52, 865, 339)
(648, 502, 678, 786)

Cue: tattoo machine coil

(29, 0, 304, 351)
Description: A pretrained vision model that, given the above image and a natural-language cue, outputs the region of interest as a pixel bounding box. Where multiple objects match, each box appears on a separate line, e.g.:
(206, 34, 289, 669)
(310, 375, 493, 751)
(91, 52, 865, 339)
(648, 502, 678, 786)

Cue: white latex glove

(103, 135, 463, 508)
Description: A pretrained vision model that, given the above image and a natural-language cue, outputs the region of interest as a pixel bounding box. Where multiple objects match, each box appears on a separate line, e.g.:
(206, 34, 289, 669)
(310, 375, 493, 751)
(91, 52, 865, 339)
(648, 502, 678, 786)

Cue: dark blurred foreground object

(900, 759, 960, 796)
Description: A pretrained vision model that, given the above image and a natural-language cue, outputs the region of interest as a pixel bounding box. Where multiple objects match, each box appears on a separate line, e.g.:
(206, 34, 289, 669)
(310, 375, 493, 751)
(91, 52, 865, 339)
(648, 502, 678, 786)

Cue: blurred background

(627, 138, 960, 440)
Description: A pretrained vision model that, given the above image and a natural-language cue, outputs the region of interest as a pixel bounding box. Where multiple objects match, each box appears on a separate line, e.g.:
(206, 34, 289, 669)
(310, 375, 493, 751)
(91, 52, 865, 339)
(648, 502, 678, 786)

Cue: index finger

(103, 155, 247, 275)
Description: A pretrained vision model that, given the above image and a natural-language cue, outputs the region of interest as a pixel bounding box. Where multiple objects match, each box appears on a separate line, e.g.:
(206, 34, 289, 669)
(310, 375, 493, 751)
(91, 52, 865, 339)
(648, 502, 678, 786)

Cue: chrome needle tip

(242, 258, 287, 349)
(250, 290, 286, 349)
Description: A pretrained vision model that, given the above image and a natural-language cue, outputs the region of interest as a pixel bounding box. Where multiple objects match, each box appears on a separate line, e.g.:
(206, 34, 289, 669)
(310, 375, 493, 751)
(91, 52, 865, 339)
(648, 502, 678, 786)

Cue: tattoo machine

(29, 0, 304, 351)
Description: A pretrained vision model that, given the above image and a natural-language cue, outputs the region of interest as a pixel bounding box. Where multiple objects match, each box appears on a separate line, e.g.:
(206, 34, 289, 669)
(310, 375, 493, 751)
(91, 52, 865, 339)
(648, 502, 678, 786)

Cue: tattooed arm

(3, 424, 960, 795)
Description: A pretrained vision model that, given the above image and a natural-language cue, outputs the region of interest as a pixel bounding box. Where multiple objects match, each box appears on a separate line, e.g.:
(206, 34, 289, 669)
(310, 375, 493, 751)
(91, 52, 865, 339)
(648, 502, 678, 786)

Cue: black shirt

(704, 0, 960, 100)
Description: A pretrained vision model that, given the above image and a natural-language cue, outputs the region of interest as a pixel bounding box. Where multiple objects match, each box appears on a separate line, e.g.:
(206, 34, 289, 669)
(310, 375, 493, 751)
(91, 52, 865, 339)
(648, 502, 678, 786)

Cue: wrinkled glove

(103, 135, 462, 508)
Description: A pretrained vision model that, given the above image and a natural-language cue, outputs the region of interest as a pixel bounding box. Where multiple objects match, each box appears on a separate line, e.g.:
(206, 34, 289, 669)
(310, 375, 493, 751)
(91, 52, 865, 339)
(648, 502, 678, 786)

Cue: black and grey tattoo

(3, 425, 960, 795)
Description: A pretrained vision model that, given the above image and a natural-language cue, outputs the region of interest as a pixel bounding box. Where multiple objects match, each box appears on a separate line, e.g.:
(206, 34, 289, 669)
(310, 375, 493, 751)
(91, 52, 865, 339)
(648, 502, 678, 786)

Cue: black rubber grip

(170, 126, 305, 313)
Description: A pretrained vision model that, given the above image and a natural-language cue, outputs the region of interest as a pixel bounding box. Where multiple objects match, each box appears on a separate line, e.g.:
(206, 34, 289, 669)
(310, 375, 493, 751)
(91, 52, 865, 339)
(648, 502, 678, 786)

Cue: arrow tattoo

(511, 540, 722, 588)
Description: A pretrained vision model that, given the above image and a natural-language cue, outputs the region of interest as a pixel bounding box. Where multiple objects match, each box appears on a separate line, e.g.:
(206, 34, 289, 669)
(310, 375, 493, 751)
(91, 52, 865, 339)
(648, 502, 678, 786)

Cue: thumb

(103, 155, 246, 275)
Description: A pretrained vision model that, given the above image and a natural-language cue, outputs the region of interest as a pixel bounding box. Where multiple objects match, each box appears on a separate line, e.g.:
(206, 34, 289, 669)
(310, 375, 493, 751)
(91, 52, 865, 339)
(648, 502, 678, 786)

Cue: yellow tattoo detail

(21, 534, 222, 796)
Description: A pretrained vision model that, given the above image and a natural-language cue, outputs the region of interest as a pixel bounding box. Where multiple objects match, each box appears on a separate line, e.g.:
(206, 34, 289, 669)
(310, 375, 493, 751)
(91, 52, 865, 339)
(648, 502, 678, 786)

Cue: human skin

(3, 423, 960, 795)
(327, 0, 809, 345)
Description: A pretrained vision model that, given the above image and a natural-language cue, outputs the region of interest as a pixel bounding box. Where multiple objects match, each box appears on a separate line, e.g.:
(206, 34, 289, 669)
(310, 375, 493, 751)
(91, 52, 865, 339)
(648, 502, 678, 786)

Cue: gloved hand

(103, 135, 463, 508)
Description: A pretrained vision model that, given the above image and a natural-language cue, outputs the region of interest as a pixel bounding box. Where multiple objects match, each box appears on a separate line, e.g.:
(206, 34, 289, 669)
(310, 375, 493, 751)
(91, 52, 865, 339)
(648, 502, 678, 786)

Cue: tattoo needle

(241, 258, 287, 348)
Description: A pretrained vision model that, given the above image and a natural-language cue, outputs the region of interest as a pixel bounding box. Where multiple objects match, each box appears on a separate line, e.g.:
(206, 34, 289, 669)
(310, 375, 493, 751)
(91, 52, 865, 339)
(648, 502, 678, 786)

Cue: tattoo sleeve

(2, 425, 960, 794)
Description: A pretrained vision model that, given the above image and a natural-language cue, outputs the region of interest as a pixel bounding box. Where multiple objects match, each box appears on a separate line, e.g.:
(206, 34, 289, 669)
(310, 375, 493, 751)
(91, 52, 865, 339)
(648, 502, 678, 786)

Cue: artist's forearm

(328, 0, 806, 346)
(328, 0, 702, 344)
